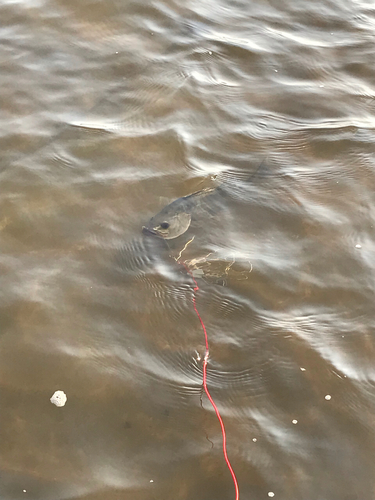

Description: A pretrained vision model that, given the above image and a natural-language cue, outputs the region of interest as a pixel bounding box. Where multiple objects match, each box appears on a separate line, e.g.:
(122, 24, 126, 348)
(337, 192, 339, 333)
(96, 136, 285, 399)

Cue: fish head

(143, 210, 191, 239)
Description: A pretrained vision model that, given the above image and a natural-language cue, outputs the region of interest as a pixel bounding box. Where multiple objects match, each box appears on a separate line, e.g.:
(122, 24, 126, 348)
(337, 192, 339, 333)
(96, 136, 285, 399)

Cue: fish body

(143, 164, 266, 240)
(143, 187, 216, 239)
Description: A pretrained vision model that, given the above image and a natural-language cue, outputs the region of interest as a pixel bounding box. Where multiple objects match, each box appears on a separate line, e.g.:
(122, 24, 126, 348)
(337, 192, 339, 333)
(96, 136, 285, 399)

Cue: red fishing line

(182, 263, 239, 500)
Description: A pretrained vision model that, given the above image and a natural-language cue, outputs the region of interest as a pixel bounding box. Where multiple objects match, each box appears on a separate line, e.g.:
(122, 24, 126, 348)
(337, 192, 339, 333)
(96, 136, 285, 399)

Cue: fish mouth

(142, 226, 160, 237)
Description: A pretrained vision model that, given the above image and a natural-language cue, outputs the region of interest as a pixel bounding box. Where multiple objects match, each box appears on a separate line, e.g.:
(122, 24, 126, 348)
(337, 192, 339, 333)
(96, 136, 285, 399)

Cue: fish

(142, 187, 217, 239)
(143, 163, 266, 240)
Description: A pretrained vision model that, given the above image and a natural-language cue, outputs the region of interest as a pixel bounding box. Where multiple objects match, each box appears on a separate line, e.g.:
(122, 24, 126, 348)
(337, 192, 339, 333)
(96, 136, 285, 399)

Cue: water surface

(1, 0, 375, 499)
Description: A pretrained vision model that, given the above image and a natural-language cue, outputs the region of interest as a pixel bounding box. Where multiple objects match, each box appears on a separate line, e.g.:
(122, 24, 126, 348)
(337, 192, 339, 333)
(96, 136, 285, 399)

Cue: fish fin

(183, 187, 215, 200)
(246, 158, 271, 181)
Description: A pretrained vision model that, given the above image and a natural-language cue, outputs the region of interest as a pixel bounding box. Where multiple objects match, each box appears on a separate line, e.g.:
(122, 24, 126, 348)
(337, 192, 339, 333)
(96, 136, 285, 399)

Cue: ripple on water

(2, 0, 375, 497)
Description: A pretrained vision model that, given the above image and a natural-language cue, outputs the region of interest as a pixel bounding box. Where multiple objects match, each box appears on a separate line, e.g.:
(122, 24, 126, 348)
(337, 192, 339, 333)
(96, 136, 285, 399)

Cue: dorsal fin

(183, 187, 216, 200)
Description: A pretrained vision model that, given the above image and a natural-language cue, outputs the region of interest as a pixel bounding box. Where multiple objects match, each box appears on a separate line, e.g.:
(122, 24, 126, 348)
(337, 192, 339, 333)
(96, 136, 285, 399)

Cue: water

(1, 0, 375, 499)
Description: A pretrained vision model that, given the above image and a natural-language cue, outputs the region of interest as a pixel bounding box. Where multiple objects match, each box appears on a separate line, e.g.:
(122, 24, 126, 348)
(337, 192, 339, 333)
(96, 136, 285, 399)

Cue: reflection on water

(1, 0, 375, 499)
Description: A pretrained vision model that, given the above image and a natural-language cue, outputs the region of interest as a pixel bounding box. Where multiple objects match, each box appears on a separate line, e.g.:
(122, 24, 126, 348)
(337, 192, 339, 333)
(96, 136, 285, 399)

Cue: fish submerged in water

(143, 187, 217, 239)
(143, 164, 266, 239)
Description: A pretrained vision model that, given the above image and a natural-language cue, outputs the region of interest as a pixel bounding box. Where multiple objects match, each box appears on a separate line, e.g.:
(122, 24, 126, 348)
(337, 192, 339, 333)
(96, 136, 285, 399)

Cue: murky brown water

(1, 0, 375, 499)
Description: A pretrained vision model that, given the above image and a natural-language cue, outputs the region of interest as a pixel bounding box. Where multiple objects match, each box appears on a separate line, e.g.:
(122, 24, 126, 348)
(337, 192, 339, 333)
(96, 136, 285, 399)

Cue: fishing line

(181, 261, 240, 500)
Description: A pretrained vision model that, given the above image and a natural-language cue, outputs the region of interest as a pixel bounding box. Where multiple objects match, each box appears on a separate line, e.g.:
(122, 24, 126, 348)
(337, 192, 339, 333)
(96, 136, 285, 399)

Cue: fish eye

(160, 222, 170, 230)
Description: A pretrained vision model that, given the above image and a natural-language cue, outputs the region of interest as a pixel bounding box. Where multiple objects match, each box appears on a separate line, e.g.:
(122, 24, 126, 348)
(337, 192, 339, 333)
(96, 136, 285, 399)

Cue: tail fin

(246, 157, 269, 182)
(214, 159, 268, 196)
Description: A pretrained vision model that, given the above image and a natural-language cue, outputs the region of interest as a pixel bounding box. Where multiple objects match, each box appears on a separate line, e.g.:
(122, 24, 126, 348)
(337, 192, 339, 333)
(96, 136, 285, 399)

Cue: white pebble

(292, 419, 298, 424)
(50, 390, 67, 407)
(355, 244, 362, 249)
(23, 490, 27, 493)
(325, 394, 331, 400)
(300, 367, 306, 371)
(150, 480, 154, 483)
(268, 492, 275, 497)
(252, 438, 257, 442)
